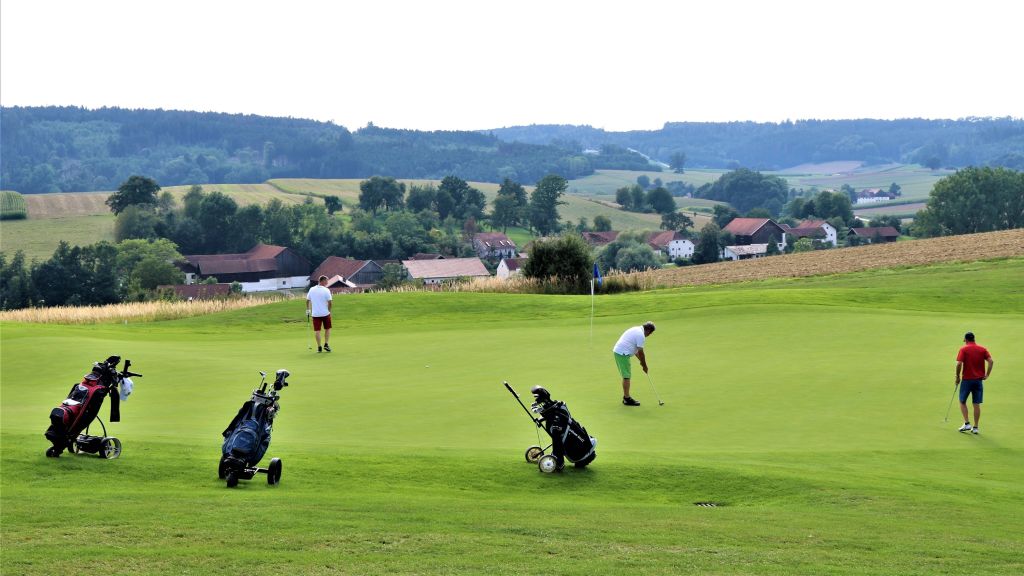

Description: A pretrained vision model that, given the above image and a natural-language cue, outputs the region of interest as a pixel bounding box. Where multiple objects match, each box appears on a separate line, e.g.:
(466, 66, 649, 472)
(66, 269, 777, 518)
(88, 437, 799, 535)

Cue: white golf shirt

(306, 284, 332, 318)
(613, 326, 646, 356)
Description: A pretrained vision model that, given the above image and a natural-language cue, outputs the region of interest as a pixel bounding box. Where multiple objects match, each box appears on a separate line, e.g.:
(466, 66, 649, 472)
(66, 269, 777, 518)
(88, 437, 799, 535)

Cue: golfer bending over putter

(613, 321, 655, 406)
(306, 275, 333, 353)
(955, 331, 994, 434)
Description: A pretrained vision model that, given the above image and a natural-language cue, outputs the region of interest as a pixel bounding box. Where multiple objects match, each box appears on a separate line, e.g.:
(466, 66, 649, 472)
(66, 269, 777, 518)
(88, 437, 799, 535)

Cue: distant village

(167, 215, 902, 298)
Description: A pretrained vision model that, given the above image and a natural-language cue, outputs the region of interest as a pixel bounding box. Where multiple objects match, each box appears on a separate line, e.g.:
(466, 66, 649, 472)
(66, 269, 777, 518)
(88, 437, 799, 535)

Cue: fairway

(2, 259, 1023, 575)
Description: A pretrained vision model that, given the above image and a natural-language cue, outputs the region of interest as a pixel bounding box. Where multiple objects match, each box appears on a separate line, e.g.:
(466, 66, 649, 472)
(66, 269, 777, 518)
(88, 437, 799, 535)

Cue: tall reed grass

(382, 270, 657, 295)
(0, 295, 284, 325)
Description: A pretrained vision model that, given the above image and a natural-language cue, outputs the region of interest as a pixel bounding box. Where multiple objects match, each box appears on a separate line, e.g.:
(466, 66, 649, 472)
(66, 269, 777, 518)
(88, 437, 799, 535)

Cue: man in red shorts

(306, 275, 333, 353)
(955, 332, 994, 434)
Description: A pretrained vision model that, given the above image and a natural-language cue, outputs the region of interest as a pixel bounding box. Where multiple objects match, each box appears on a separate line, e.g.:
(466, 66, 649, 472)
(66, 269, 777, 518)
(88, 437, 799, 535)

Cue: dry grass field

(631, 229, 1024, 288)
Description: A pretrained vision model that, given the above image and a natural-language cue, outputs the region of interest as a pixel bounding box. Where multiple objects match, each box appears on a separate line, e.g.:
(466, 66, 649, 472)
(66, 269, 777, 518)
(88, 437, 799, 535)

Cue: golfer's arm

(986, 358, 994, 377)
(636, 348, 647, 369)
(955, 361, 962, 381)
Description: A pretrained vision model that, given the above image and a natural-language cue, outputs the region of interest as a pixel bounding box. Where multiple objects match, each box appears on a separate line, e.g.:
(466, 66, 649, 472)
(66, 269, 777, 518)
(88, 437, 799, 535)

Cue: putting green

(2, 258, 1022, 575)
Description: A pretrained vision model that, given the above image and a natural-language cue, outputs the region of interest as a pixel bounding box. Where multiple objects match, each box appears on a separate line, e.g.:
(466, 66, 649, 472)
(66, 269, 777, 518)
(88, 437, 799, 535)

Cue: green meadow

(2, 259, 1023, 575)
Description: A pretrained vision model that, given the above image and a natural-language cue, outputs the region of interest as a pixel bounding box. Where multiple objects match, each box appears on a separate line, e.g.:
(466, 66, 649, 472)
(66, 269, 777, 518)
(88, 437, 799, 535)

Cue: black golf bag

(44, 356, 140, 459)
(504, 382, 597, 473)
(219, 369, 289, 487)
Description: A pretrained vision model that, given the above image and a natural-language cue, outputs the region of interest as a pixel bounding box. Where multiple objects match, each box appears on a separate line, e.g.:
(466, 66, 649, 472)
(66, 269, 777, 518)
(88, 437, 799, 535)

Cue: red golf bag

(44, 356, 140, 459)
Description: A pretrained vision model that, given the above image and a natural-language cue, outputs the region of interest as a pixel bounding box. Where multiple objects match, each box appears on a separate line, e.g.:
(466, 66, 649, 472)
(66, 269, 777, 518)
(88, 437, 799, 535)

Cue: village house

(781, 219, 838, 247)
(310, 257, 387, 291)
(401, 257, 491, 285)
(472, 232, 517, 260)
(848, 226, 900, 243)
(496, 257, 528, 279)
(647, 230, 694, 260)
(178, 244, 311, 293)
(855, 188, 894, 205)
(723, 218, 788, 252)
(722, 243, 770, 261)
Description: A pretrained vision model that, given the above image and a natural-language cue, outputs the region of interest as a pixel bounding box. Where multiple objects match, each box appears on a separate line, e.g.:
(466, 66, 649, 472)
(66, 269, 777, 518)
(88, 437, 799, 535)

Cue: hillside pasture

(782, 163, 951, 201)
(0, 215, 116, 261)
(2, 259, 1022, 575)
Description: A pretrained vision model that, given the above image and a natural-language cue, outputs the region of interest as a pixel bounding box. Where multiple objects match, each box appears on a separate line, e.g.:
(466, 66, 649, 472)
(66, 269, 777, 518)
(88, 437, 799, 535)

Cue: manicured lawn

(2, 259, 1022, 574)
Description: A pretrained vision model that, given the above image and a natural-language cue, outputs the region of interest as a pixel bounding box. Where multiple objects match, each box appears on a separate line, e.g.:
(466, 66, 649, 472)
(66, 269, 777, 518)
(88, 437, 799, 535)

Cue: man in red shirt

(955, 332, 994, 434)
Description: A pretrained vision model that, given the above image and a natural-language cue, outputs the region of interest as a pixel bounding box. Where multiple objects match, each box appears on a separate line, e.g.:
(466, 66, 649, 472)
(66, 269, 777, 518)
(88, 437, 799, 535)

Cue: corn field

(1, 190, 27, 220)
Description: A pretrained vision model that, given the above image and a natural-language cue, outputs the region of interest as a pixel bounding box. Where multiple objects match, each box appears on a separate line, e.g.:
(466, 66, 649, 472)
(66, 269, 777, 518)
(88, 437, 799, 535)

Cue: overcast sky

(2, 0, 1020, 132)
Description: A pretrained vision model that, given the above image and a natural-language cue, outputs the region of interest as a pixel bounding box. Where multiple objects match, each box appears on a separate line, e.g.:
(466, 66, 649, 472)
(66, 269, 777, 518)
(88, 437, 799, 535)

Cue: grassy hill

(1, 179, 676, 260)
(2, 256, 1022, 575)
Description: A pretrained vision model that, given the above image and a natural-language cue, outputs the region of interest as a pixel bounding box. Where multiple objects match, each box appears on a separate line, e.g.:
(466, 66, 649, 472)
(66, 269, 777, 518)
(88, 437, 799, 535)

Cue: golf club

(306, 313, 312, 351)
(944, 382, 959, 422)
(645, 371, 664, 406)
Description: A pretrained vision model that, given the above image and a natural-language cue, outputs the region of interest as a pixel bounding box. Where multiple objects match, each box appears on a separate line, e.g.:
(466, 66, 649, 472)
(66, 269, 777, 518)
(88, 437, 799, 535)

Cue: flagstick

(590, 278, 595, 348)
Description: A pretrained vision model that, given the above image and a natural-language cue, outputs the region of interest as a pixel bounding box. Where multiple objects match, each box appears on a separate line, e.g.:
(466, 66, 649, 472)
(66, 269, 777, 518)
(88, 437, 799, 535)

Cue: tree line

(490, 118, 1024, 172)
(2, 107, 650, 194)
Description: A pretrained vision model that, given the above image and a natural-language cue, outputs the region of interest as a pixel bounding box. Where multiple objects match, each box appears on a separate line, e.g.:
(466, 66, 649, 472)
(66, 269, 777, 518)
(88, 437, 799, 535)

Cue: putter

(944, 382, 959, 422)
(645, 371, 665, 406)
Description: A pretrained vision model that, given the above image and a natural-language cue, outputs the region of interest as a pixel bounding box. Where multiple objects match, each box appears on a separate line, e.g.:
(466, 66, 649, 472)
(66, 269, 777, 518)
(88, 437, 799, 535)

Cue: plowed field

(636, 229, 1024, 288)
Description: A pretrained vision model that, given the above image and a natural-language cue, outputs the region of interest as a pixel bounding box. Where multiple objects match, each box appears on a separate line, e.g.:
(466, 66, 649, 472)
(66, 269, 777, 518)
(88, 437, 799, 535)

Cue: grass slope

(2, 259, 1023, 574)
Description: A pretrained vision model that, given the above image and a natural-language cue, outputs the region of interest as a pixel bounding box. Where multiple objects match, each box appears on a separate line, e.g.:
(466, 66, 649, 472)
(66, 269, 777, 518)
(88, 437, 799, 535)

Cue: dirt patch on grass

(632, 229, 1024, 288)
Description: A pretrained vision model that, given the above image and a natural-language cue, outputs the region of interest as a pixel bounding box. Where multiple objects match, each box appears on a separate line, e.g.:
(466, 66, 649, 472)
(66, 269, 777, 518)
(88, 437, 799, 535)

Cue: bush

(522, 233, 592, 294)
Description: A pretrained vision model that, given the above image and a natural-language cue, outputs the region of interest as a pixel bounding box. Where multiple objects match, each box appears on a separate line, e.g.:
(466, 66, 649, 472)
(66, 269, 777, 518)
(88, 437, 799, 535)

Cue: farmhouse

(179, 244, 311, 293)
(496, 257, 527, 279)
(723, 218, 787, 251)
(722, 244, 769, 261)
(849, 226, 900, 243)
(647, 230, 694, 259)
(310, 257, 386, 290)
(401, 257, 490, 285)
(473, 232, 517, 260)
(781, 220, 838, 247)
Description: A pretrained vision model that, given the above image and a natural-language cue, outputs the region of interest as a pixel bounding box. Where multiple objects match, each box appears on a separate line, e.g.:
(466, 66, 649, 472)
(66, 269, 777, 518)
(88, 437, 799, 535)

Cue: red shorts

(312, 315, 332, 330)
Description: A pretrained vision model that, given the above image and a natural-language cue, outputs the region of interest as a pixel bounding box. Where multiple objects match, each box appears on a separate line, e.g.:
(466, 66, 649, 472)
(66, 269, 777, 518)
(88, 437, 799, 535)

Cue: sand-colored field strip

(631, 229, 1024, 288)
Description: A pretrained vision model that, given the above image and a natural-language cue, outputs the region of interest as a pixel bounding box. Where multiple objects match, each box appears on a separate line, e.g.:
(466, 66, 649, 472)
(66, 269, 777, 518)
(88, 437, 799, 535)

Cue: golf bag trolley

(503, 382, 597, 473)
(218, 369, 290, 488)
(44, 356, 141, 459)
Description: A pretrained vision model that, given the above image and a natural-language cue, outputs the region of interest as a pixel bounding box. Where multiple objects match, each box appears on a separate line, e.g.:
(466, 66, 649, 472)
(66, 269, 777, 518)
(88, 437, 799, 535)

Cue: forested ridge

(490, 118, 1024, 171)
(4, 106, 1023, 194)
(1, 107, 618, 193)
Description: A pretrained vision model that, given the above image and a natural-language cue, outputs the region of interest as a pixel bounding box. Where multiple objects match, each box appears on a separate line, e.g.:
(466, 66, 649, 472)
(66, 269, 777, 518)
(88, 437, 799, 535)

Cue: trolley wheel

(218, 458, 228, 480)
(267, 458, 282, 485)
(525, 445, 544, 463)
(538, 455, 560, 474)
(100, 437, 122, 459)
(45, 447, 60, 458)
(226, 472, 239, 488)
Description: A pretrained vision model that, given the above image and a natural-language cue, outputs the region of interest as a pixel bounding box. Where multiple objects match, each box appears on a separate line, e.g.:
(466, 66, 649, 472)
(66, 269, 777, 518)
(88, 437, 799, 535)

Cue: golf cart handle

(121, 359, 142, 377)
(504, 381, 518, 397)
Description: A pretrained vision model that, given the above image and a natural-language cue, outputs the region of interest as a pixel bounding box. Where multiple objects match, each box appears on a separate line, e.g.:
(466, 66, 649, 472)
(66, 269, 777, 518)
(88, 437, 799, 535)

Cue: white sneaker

(958, 423, 972, 432)
(971, 427, 979, 435)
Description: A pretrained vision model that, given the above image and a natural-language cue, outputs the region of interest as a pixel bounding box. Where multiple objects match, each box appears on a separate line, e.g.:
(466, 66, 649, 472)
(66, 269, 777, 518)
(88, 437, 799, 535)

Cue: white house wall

(239, 275, 311, 293)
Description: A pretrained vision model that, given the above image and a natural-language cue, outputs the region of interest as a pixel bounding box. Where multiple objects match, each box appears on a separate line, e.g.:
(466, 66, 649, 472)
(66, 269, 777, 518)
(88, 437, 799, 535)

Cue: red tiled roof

(800, 220, 829, 229)
(401, 257, 490, 279)
(787, 227, 825, 239)
(501, 257, 527, 271)
(850, 226, 900, 238)
(311, 257, 369, 282)
(647, 230, 689, 249)
(184, 244, 288, 275)
(723, 218, 773, 236)
(475, 233, 517, 249)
